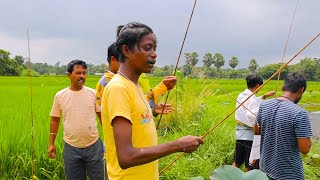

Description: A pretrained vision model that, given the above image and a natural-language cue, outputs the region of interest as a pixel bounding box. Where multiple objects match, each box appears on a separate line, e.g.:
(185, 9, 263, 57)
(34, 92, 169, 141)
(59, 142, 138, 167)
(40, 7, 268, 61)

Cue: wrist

(49, 132, 57, 136)
(171, 140, 183, 152)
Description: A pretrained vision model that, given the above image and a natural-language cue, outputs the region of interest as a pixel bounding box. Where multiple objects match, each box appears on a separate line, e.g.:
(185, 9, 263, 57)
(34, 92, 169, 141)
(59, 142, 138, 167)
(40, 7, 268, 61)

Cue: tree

(213, 53, 225, 78)
(299, 57, 318, 80)
(203, 53, 214, 68)
(229, 56, 239, 78)
(162, 65, 174, 76)
(0, 49, 23, 76)
(258, 63, 288, 80)
(185, 52, 199, 67)
(248, 58, 258, 73)
(182, 64, 192, 77)
(0, 49, 11, 75)
(14, 55, 25, 66)
(229, 57, 239, 70)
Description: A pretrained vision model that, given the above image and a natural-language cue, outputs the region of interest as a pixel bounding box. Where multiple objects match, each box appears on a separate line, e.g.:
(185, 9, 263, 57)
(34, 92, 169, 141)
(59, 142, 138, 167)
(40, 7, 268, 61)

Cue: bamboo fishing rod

(275, 0, 300, 96)
(156, 0, 198, 129)
(27, 29, 36, 180)
(160, 32, 320, 175)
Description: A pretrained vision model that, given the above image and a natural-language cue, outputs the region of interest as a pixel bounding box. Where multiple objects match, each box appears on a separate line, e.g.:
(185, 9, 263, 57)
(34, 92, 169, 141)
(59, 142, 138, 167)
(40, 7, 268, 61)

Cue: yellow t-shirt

(146, 82, 167, 105)
(138, 73, 167, 105)
(102, 74, 158, 180)
(96, 70, 115, 106)
(138, 73, 151, 94)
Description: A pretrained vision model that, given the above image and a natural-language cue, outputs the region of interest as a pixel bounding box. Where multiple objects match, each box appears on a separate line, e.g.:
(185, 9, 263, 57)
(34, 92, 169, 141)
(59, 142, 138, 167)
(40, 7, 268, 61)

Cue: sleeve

(150, 82, 167, 104)
(245, 98, 260, 126)
(50, 93, 61, 117)
(294, 110, 313, 138)
(106, 82, 132, 124)
(95, 81, 102, 107)
(92, 89, 101, 113)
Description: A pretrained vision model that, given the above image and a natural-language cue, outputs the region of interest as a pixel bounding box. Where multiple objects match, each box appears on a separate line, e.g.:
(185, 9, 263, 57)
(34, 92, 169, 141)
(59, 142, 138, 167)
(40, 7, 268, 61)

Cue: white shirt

(235, 89, 263, 127)
(235, 89, 263, 141)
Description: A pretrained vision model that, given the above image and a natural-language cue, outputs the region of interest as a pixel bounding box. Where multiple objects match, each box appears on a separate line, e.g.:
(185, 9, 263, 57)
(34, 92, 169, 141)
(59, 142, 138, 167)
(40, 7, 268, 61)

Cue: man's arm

(294, 111, 313, 155)
(48, 116, 60, 159)
(96, 112, 102, 125)
(112, 116, 204, 169)
(253, 123, 261, 135)
(297, 138, 312, 154)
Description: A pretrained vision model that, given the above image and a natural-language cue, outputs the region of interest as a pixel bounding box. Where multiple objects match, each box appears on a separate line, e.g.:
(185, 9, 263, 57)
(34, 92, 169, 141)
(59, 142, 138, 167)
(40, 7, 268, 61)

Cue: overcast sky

(1, 0, 319, 68)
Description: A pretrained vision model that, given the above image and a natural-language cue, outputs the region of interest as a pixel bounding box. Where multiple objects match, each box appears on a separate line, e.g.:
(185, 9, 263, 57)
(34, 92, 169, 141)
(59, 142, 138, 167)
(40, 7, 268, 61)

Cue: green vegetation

(0, 76, 319, 179)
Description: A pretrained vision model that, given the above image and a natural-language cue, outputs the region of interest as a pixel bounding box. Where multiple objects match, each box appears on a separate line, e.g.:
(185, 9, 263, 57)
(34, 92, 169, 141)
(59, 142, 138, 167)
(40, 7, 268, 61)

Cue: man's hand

(162, 76, 177, 90)
(154, 103, 174, 114)
(264, 91, 276, 99)
(175, 135, 204, 153)
(48, 144, 56, 159)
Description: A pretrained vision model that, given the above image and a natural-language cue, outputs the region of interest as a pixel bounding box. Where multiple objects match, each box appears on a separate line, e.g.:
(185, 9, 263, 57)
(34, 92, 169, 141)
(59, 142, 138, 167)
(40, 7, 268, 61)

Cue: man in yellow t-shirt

(96, 43, 176, 179)
(103, 74, 158, 179)
(102, 22, 204, 180)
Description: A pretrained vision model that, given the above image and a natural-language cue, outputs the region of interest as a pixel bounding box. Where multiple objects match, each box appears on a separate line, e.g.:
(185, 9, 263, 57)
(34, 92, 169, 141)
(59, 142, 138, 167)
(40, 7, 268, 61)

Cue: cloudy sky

(1, 0, 319, 68)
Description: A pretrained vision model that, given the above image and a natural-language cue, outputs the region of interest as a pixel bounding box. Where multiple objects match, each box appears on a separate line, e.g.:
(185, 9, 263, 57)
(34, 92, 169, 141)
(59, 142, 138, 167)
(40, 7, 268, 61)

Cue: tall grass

(0, 76, 319, 179)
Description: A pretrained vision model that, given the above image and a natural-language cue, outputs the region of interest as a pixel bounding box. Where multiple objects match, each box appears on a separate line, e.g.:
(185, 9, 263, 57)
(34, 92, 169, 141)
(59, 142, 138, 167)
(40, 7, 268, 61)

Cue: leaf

(210, 165, 268, 180)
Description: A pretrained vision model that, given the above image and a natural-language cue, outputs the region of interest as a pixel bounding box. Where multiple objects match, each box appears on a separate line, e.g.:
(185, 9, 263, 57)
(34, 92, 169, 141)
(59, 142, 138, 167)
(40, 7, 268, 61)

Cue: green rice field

(0, 76, 319, 179)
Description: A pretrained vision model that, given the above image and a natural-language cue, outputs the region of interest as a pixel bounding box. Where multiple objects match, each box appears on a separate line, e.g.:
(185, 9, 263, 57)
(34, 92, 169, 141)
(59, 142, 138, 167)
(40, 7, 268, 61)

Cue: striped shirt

(257, 99, 313, 180)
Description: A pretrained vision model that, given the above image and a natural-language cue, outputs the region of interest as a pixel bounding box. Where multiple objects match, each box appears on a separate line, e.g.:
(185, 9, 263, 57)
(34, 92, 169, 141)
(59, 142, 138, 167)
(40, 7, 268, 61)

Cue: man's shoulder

(261, 98, 277, 105)
(84, 86, 96, 93)
(55, 87, 70, 97)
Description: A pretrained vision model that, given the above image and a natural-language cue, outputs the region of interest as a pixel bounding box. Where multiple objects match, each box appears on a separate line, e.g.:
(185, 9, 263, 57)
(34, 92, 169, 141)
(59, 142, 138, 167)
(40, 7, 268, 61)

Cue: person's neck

(279, 92, 294, 102)
(69, 85, 83, 91)
(118, 66, 140, 84)
(248, 87, 257, 93)
(109, 67, 117, 74)
(108, 68, 117, 74)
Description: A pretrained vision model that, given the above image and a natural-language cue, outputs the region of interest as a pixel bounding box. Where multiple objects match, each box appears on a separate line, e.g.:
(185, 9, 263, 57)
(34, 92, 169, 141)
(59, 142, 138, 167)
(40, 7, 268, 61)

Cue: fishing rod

(156, 0, 198, 129)
(274, 0, 300, 96)
(27, 29, 36, 180)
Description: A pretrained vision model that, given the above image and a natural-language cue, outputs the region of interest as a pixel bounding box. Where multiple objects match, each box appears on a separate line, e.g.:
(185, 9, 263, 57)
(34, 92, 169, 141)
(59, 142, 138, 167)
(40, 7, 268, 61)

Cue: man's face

(67, 65, 86, 89)
(294, 88, 305, 104)
(110, 56, 121, 73)
(127, 33, 157, 74)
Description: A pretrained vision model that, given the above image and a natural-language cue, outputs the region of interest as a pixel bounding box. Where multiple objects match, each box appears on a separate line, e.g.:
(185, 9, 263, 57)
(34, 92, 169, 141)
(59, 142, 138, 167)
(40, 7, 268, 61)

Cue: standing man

(232, 74, 275, 171)
(254, 73, 313, 180)
(102, 22, 203, 179)
(48, 60, 104, 180)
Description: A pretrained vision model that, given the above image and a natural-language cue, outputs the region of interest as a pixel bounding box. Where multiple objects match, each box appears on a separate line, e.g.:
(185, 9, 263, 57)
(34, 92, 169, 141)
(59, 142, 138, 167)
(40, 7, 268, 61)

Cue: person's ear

(299, 87, 305, 94)
(121, 45, 130, 58)
(110, 56, 116, 64)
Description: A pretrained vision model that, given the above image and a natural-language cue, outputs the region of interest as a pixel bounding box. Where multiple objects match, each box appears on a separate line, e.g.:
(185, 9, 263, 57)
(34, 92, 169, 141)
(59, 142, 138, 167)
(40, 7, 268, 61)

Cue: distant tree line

(1, 48, 320, 80)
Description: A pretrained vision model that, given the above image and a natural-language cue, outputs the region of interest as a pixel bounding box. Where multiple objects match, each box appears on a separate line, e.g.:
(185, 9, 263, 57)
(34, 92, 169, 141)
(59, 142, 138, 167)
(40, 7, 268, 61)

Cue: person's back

(258, 98, 312, 179)
(255, 72, 313, 180)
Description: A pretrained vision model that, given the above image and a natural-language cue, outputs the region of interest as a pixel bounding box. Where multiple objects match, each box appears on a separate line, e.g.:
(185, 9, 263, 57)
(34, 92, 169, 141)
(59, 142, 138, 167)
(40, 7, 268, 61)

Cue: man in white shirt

(232, 74, 275, 171)
(48, 60, 104, 179)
